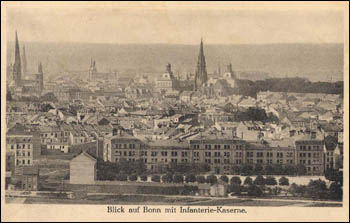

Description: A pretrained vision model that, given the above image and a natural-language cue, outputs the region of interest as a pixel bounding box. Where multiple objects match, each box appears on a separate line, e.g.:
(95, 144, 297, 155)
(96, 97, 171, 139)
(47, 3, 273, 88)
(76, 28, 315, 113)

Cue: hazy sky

(5, 2, 346, 44)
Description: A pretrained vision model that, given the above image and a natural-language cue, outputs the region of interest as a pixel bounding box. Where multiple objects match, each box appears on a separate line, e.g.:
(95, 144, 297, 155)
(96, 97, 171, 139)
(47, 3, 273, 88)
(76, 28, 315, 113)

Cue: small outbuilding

(70, 152, 97, 184)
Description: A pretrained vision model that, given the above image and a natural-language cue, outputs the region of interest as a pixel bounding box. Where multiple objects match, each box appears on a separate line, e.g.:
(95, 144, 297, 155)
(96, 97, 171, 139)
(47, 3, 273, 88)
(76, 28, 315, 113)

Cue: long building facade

(103, 132, 326, 175)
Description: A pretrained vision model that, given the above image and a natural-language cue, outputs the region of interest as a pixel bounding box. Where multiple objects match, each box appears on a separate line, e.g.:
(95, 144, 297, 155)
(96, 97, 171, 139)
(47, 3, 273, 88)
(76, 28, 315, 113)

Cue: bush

(173, 175, 184, 183)
(265, 176, 277, 185)
(279, 176, 289, 186)
(206, 175, 218, 184)
(305, 179, 328, 199)
(241, 164, 254, 176)
(162, 173, 173, 183)
(129, 174, 138, 181)
(244, 177, 253, 185)
(151, 175, 161, 182)
(182, 185, 199, 195)
(247, 185, 263, 197)
(329, 182, 343, 200)
(196, 175, 206, 184)
(230, 176, 242, 185)
(254, 175, 265, 186)
(115, 174, 128, 181)
(185, 174, 196, 183)
(220, 175, 229, 183)
(140, 174, 148, 182)
(229, 184, 242, 195)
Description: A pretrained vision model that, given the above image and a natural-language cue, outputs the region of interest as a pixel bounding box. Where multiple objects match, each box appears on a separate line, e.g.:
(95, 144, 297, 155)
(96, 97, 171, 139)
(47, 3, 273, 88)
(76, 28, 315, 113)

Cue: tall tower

(36, 62, 44, 93)
(194, 38, 208, 91)
(22, 45, 27, 76)
(13, 31, 22, 87)
(89, 58, 97, 80)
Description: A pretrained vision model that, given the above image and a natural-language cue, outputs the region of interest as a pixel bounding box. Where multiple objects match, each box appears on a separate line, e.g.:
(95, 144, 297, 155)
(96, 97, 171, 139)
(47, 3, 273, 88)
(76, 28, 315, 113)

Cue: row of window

(16, 152, 31, 157)
(16, 159, 31, 165)
(298, 145, 321, 151)
(193, 144, 244, 150)
(299, 152, 320, 158)
(10, 144, 32, 150)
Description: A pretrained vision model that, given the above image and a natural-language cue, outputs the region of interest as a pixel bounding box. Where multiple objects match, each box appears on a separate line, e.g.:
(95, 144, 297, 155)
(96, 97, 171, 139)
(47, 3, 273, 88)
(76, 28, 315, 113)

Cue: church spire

(194, 38, 208, 91)
(38, 62, 43, 74)
(22, 45, 27, 75)
(13, 31, 22, 86)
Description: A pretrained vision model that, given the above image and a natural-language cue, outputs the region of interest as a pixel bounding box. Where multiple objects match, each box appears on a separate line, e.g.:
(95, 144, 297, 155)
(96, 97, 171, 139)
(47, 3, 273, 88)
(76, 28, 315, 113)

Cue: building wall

(70, 155, 96, 184)
(295, 140, 325, 175)
(103, 135, 329, 175)
(6, 133, 41, 167)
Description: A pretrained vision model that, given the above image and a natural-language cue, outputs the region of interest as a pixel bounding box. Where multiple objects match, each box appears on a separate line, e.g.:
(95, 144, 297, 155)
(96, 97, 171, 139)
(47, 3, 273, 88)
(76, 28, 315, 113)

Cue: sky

(5, 2, 346, 45)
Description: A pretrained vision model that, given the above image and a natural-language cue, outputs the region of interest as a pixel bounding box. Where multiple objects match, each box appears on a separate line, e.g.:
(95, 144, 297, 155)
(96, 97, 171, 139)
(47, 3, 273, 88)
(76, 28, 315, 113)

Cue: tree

(206, 175, 218, 184)
(115, 174, 128, 181)
(231, 165, 241, 175)
(265, 176, 277, 185)
(296, 164, 307, 176)
(129, 174, 138, 181)
(254, 164, 264, 175)
(247, 185, 263, 197)
(162, 173, 173, 183)
(6, 90, 13, 101)
(279, 176, 289, 186)
(196, 175, 206, 184)
(329, 182, 343, 200)
(140, 174, 148, 182)
(325, 169, 343, 185)
(230, 176, 242, 185)
(151, 175, 161, 182)
(220, 175, 229, 183)
(254, 175, 265, 186)
(244, 176, 253, 185)
(173, 174, 184, 183)
(229, 184, 242, 195)
(185, 174, 196, 183)
(241, 164, 254, 176)
(306, 179, 328, 199)
(283, 165, 297, 176)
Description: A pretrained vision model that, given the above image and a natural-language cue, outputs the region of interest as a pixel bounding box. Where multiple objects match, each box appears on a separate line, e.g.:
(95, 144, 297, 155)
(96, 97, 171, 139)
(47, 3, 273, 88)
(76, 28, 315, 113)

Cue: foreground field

(6, 194, 342, 207)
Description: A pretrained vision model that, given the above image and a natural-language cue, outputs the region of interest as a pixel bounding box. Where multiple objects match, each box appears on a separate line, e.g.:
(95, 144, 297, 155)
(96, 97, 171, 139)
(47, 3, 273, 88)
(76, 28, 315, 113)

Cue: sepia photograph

(1, 1, 349, 222)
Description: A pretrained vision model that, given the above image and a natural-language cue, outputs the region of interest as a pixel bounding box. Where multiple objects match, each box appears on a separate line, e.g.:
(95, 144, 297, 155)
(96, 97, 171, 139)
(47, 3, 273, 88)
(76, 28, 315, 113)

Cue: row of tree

(235, 78, 343, 98)
(233, 163, 307, 176)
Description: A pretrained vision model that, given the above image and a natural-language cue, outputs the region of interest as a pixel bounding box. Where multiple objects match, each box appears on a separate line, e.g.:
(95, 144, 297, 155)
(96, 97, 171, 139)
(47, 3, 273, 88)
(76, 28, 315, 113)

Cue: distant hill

(6, 42, 344, 82)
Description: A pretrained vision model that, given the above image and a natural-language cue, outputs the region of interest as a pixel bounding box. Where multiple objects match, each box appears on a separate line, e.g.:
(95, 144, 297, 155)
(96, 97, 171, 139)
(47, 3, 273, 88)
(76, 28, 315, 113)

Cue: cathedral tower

(36, 62, 44, 93)
(22, 45, 27, 76)
(194, 38, 208, 91)
(13, 31, 22, 87)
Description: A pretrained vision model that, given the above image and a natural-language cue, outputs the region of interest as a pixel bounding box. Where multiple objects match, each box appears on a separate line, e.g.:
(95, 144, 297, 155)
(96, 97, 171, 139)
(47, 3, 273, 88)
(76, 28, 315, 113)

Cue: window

(181, 152, 188, 157)
(224, 145, 230, 149)
(27, 160, 30, 164)
(205, 145, 211, 149)
(205, 152, 211, 157)
(214, 145, 221, 149)
(28, 152, 31, 156)
(171, 151, 178, 156)
(193, 144, 200, 149)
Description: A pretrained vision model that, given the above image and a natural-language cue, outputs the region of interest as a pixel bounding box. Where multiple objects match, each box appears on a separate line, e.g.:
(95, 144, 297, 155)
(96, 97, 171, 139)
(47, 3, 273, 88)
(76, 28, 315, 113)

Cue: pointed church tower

(36, 62, 44, 93)
(13, 31, 22, 87)
(22, 45, 27, 76)
(194, 38, 208, 91)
